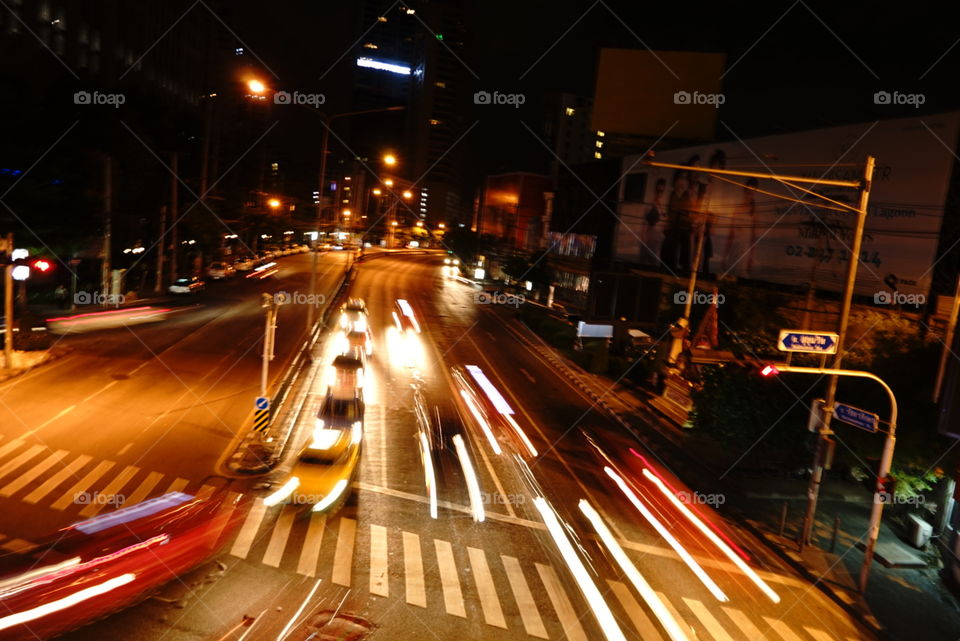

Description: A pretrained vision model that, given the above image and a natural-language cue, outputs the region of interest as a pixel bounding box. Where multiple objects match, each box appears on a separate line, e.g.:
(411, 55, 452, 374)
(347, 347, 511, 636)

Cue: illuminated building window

(595, 140, 603, 148)
(565, 107, 575, 116)
(378, 16, 387, 22)
(435, 81, 446, 88)
(429, 119, 441, 125)
(596, 130, 605, 137)
(594, 151, 602, 159)
(363, 42, 378, 49)
(271, 162, 279, 172)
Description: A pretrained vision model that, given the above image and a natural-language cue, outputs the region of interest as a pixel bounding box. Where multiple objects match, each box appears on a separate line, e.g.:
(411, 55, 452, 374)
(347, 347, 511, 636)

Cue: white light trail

(459, 390, 501, 455)
(453, 434, 485, 522)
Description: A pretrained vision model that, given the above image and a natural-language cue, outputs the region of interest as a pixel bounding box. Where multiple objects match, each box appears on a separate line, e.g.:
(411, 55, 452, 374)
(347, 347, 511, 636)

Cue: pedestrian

(54, 284, 68, 309)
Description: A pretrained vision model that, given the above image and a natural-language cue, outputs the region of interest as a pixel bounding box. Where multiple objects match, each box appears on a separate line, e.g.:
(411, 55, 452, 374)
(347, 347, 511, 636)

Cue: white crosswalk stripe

(762, 617, 805, 641)
(536, 562, 588, 641)
(0, 449, 67, 497)
(722, 606, 769, 640)
(332, 517, 356, 587)
(502, 555, 548, 639)
(435, 538, 466, 618)
(608, 580, 666, 641)
(402, 531, 427, 608)
(262, 505, 297, 568)
(78, 464, 139, 517)
(164, 477, 190, 494)
(0, 439, 24, 459)
(682, 596, 735, 641)
(51, 460, 115, 510)
(230, 500, 267, 559)
(23, 454, 92, 504)
(468, 546, 506, 629)
(0, 444, 45, 481)
(297, 513, 325, 578)
(123, 470, 164, 507)
(370, 524, 389, 597)
(804, 627, 838, 641)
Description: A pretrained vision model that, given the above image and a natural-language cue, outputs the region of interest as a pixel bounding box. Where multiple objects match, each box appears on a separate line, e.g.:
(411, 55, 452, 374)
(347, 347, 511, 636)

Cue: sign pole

(3, 233, 13, 369)
(800, 156, 875, 548)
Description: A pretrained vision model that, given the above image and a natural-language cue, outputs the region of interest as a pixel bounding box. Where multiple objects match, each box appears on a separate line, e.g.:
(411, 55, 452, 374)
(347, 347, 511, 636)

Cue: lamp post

(306, 106, 405, 333)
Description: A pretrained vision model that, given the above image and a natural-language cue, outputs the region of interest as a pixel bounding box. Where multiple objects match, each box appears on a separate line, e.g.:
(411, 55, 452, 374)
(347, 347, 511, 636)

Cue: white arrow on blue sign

(834, 402, 879, 433)
(255, 396, 270, 411)
(777, 330, 839, 354)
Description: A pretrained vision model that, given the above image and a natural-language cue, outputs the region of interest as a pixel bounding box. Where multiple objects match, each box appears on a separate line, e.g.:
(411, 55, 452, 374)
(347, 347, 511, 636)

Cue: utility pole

(261, 293, 279, 397)
(170, 152, 179, 284)
(155, 205, 166, 293)
(933, 271, 960, 402)
(101, 156, 112, 304)
(800, 156, 875, 548)
(3, 233, 13, 369)
(307, 120, 330, 334)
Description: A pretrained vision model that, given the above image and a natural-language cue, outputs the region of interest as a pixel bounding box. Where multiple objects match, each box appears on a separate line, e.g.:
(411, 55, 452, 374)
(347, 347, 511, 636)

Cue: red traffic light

(33, 259, 52, 272)
(760, 364, 780, 377)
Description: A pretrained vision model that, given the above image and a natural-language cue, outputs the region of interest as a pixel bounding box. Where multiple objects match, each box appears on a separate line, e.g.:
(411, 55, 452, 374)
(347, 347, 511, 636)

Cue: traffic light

(33, 259, 51, 273)
(760, 364, 780, 377)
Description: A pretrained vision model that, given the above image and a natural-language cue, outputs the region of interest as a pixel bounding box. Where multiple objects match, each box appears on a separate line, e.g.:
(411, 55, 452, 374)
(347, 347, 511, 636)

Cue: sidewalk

(504, 313, 960, 641)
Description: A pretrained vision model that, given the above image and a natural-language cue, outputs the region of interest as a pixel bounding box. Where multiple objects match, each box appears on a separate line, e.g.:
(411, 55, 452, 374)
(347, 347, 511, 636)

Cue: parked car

(206, 261, 235, 280)
(234, 256, 254, 272)
(168, 277, 205, 295)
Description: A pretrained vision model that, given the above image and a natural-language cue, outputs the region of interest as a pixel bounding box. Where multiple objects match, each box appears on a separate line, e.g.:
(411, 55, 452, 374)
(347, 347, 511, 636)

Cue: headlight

(352, 421, 362, 444)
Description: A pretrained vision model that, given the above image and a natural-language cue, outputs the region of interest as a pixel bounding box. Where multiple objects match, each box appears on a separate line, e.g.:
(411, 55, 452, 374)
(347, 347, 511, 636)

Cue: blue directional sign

(834, 402, 879, 433)
(255, 396, 270, 411)
(777, 330, 839, 354)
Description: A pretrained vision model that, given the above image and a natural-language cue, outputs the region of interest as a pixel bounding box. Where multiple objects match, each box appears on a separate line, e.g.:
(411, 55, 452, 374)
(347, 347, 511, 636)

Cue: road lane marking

(23, 454, 92, 504)
(519, 368, 536, 384)
(297, 513, 326, 577)
(468, 546, 506, 629)
(403, 531, 427, 608)
(51, 460, 115, 510)
(123, 470, 164, 506)
(681, 596, 734, 641)
(197, 484, 218, 500)
(762, 617, 804, 641)
(79, 464, 140, 517)
(0, 444, 45, 482)
(0, 449, 67, 497)
(262, 505, 297, 568)
(0, 538, 37, 554)
(468, 423, 517, 518)
(434, 538, 466, 618)
(377, 402, 387, 487)
(608, 580, 666, 641)
(370, 524, 389, 597)
(83, 380, 118, 402)
(164, 477, 190, 495)
(722, 606, 769, 640)
(230, 500, 267, 559)
(502, 555, 548, 639)
(22, 405, 76, 439)
(803, 627, 837, 641)
(117, 442, 134, 456)
(0, 439, 24, 459)
(536, 563, 588, 641)
(332, 517, 357, 587)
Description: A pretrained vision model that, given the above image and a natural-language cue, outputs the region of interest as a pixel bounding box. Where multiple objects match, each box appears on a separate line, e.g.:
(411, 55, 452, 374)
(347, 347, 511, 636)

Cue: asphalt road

(1, 252, 878, 641)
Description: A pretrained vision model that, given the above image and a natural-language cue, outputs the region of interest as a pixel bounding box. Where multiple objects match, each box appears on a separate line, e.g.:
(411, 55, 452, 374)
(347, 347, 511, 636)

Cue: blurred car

(327, 349, 365, 396)
(245, 261, 278, 279)
(206, 261, 235, 280)
(168, 276, 205, 295)
(339, 297, 368, 331)
(234, 256, 254, 272)
(345, 327, 373, 356)
(288, 396, 363, 511)
(393, 298, 420, 334)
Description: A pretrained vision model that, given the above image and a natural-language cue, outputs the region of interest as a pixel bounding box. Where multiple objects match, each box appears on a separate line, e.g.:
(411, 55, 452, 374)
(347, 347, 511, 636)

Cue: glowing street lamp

(268, 198, 281, 209)
(383, 154, 397, 166)
(372, 188, 382, 196)
(384, 178, 394, 187)
(247, 79, 267, 94)
(402, 190, 413, 199)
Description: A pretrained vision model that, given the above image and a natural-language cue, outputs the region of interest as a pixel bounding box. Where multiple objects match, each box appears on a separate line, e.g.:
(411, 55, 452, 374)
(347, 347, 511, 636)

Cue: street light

(268, 198, 281, 209)
(383, 154, 397, 166)
(307, 105, 405, 333)
(384, 178, 394, 187)
(247, 79, 267, 94)
(372, 188, 382, 196)
(402, 190, 413, 199)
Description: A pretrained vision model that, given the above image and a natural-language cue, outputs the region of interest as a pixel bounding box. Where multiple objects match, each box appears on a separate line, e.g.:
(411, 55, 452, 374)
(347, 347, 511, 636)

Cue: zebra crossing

(0, 436, 225, 519)
(226, 505, 867, 641)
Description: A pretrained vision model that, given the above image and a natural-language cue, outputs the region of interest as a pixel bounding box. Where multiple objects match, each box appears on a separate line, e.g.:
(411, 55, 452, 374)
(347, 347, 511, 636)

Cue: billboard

(593, 49, 726, 141)
(614, 113, 960, 298)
